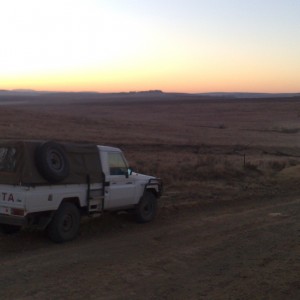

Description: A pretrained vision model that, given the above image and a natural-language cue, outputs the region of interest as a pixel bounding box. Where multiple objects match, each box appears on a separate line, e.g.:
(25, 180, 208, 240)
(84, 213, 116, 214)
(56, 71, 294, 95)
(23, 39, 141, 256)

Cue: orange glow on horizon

(1, 62, 299, 94)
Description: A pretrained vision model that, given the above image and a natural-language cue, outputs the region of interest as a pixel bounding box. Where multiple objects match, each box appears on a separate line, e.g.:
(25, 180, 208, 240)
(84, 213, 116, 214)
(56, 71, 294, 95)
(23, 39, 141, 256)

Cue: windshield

(108, 152, 128, 176)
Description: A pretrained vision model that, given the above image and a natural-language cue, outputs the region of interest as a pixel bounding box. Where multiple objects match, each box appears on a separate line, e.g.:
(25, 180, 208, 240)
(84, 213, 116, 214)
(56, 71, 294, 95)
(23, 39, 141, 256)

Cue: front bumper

(146, 178, 163, 197)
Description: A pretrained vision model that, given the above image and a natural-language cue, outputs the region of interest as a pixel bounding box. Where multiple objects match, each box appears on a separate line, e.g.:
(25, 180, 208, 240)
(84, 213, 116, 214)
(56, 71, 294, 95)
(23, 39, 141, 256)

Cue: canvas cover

(0, 140, 103, 185)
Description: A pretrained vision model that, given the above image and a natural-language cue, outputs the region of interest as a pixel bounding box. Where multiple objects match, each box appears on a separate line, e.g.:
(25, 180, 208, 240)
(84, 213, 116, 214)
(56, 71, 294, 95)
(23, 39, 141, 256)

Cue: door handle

(126, 182, 133, 184)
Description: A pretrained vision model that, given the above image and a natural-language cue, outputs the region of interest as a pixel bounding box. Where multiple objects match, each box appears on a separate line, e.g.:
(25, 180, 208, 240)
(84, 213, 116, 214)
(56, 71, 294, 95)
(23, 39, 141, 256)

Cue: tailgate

(0, 185, 26, 218)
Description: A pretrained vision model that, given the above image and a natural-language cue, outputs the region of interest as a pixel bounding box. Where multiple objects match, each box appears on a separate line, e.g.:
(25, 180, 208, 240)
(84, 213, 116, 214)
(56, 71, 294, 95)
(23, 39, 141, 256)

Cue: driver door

(105, 152, 136, 209)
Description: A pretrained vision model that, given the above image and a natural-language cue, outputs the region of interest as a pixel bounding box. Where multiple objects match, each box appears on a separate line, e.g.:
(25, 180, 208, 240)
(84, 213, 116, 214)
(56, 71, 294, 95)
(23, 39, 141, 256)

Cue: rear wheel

(47, 203, 80, 243)
(135, 191, 157, 223)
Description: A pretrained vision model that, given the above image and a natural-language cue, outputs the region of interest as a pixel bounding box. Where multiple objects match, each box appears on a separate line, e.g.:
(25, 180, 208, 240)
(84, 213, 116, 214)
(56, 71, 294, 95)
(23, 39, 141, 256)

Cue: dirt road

(0, 196, 299, 300)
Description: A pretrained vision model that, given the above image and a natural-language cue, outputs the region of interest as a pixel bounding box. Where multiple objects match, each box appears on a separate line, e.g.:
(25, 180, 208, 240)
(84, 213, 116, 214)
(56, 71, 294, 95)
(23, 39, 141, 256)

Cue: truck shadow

(0, 212, 138, 254)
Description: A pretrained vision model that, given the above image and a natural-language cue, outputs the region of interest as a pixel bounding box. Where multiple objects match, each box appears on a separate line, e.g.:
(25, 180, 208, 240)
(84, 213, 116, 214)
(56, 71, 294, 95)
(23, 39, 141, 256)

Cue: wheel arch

(144, 188, 158, 198)
(26, 197, 82, 230)
(60, 197, 81, 210)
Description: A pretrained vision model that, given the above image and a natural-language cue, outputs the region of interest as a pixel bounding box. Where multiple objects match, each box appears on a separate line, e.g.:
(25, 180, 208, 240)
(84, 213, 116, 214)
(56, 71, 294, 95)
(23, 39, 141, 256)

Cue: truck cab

(98, 146, 161, 209)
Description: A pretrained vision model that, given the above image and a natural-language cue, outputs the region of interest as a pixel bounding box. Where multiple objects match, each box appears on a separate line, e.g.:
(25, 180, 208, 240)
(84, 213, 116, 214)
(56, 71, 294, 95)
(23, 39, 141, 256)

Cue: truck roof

(97, 145, 122, 152)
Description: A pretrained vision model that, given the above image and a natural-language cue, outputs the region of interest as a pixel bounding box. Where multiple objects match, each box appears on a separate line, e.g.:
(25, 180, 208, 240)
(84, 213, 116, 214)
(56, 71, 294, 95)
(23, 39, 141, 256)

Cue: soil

(0, 194, 299, 299)
(0, 94, 300, 299)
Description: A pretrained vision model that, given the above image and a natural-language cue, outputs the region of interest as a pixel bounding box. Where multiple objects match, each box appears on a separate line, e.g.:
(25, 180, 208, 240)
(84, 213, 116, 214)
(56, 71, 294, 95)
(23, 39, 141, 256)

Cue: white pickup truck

(0, 140, 162, 242)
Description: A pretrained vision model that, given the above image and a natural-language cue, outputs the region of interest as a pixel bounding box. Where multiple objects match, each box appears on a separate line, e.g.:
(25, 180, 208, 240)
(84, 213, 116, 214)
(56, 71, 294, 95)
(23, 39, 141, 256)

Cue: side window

(0, 147, 17, 172)
(108, 152, 128, 176)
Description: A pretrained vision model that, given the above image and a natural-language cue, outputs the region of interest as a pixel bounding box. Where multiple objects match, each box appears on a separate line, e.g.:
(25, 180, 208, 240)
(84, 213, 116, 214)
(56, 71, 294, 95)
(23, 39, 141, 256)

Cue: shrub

(272, 127, 300, 134)
(268, 160, 286, 171)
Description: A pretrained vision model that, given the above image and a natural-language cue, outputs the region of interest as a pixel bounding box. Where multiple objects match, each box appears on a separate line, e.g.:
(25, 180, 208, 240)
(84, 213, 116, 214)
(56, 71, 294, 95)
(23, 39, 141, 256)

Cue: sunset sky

(0, 0, 299, 93)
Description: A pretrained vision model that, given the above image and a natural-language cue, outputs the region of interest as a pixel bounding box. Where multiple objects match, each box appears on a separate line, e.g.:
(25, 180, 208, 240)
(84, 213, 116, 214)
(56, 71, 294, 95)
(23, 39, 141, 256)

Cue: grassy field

(1, 94, 300, 205)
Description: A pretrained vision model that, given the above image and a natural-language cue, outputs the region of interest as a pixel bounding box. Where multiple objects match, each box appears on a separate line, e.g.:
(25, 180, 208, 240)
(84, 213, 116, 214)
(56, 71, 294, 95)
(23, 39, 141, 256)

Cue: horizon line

(1, 89, 300, 95)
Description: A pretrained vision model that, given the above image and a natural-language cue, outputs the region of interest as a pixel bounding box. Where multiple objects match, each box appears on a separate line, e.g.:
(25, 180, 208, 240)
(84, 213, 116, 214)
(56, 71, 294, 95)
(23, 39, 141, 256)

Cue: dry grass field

(0, 94, 300, 299)
(2, 94, 300, 203)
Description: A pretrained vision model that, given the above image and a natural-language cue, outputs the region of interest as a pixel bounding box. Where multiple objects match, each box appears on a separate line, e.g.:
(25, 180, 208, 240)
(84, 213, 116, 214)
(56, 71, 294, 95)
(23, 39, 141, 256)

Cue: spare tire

(35, 141, 70, 183)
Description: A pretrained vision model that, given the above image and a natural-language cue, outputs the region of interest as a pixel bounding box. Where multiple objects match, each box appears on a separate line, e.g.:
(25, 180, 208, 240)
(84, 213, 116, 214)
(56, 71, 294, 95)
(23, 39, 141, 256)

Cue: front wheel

(135, 191, 157, 223)
(47, 203, 81, 243)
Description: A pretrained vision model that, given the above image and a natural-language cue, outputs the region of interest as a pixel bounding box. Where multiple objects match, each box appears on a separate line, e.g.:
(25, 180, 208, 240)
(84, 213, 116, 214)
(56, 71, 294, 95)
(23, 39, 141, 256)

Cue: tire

(135, 191, 157, 223)
(47, 203, 80, 243)
(35, 141, 70, 183)
(0, 224, 21, 234)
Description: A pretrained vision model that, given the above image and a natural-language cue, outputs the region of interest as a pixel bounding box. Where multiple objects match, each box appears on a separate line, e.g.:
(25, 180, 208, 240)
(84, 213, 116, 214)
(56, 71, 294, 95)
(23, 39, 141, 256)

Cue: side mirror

(127, 168, 133, 176)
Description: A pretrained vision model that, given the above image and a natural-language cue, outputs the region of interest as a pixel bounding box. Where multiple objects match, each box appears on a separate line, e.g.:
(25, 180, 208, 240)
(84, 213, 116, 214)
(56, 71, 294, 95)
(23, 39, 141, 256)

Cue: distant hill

(0, 89, 299, 99)
(0, 89, 165, 97)
(0, 89, 41, 96)
(194, 92, 300, 98)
